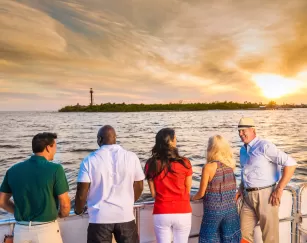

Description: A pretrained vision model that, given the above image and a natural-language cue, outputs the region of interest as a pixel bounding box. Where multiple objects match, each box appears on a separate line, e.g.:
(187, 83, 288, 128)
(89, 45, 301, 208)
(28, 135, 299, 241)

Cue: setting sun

(252, 74, 302, 99)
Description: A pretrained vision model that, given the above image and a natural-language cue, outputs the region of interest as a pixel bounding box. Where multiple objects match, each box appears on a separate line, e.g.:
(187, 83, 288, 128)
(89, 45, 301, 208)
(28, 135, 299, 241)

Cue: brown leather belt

(245, 183, 276, 192)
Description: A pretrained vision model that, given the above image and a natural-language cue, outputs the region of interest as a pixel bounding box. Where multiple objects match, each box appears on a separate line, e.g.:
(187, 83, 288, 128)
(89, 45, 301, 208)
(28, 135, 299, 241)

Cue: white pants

(153, 213, 192, 243)
(14, 221, 63, 243)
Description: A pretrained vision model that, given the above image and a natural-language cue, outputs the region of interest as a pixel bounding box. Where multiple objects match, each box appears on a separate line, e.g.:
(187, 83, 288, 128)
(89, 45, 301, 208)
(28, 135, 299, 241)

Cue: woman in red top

(145, 128, 193, 243)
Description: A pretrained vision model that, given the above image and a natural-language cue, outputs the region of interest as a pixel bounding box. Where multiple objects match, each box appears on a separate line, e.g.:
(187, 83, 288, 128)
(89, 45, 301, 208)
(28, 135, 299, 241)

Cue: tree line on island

(58, 101, 307, 112)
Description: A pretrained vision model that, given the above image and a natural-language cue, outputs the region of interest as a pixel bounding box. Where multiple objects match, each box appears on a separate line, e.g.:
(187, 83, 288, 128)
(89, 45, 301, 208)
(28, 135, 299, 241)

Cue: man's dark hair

(32, 132, 57, 153)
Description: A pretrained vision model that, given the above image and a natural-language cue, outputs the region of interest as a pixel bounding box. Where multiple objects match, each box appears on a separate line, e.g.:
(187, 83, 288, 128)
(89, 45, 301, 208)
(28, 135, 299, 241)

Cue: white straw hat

(238, 117, 255, 130)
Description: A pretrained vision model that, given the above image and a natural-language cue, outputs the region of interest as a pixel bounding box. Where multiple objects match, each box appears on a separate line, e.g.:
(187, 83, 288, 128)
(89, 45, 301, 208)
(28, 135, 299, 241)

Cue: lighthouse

(90, 88, 94, 106)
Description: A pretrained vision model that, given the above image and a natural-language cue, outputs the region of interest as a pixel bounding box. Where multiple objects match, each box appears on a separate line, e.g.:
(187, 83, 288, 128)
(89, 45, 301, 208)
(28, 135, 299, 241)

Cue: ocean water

(0, 109, 306, 216)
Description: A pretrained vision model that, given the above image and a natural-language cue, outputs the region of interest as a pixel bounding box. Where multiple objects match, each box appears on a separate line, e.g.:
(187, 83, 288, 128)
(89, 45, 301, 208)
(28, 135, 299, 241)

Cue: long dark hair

(145, 128, 190, 180)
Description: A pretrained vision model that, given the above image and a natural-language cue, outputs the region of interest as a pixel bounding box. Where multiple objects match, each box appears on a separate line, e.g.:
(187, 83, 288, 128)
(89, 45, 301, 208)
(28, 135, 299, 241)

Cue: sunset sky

(1, 0, 307, 111)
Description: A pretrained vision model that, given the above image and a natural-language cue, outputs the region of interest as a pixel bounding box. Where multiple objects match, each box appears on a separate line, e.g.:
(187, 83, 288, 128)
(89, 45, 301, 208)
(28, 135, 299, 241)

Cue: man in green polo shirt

(0, 132, 70, 243)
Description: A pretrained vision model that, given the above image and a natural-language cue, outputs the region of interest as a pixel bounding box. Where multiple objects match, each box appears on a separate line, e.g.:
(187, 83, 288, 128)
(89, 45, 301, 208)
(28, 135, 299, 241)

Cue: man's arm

(236, 148, 245, 201)
(0, 171, 14, 213)
(276, 165, 297, 190)
(269, 165, 296, 206)
(133, 180, 143, 202)
(0, 192, 14, 214)
(75, 156, 91, 215)
(58, 192, 71, 218)
(265, 142, 297, 206)
(264, 142, 297, 167)
(133, 154, 145, 202)
(74, 182, 90, 214)
(54, 165, 70, 217)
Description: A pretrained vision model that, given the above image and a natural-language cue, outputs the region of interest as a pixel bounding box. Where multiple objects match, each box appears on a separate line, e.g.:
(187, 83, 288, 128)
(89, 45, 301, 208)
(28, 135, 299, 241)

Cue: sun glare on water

(252, 74, 302, 99)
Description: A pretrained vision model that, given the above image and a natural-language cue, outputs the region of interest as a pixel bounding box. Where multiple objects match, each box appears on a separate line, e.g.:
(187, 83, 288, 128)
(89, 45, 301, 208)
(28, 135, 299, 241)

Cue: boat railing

(0, 184, 306, 242)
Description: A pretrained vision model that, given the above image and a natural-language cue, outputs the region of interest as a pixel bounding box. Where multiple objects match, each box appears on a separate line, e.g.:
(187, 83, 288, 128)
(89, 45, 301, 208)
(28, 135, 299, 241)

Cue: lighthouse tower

(90, 88, 94, 106)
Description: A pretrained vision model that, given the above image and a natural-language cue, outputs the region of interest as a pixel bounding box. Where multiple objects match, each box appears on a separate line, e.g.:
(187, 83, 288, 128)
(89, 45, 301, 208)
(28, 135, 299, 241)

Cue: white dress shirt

(77, 144, 145, 223)
(240, 137, 297, 189)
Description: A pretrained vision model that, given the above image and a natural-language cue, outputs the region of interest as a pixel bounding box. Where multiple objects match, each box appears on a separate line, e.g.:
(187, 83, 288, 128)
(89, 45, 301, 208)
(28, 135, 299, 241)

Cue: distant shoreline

(58, 102, 306, 112)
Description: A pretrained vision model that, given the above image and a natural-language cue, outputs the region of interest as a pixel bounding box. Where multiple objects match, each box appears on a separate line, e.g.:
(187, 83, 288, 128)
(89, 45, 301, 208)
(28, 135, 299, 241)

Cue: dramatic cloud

(0, 0, 307, 110)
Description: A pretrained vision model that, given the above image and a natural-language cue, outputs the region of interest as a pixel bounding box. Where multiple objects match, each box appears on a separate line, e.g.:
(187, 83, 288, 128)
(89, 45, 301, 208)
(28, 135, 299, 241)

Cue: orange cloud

(1, 0, 307, 110)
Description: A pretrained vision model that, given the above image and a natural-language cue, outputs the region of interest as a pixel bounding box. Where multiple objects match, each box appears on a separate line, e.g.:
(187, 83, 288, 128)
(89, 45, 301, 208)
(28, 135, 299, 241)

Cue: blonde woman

(192, 135, 241, 242)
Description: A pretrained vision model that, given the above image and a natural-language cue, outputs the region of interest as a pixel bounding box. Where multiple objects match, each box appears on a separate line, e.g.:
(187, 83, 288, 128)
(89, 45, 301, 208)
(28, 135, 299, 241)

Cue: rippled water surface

(1, 110, 307, 216)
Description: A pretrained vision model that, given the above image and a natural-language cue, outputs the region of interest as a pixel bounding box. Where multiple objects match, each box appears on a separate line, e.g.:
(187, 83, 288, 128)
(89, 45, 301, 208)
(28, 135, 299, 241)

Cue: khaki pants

(14, 221, 63, 243)
(240, 186, 279, 243)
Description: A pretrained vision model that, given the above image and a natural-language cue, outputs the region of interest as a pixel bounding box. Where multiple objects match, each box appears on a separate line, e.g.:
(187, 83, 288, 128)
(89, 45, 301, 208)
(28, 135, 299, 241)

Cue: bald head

(97, 125, 116, 146)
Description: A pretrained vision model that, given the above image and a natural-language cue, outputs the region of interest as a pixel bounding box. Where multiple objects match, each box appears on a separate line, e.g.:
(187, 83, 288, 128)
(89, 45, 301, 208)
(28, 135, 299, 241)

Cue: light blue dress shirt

(240, 137, 297, 188)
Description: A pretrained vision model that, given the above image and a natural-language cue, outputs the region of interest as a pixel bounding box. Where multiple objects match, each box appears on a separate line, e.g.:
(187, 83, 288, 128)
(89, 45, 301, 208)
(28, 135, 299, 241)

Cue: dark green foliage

(58, 101, 269, 112)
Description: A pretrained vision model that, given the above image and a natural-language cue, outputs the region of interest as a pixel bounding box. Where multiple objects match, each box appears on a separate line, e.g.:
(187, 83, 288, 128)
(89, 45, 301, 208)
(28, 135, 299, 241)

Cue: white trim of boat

(1, 184, 307, 242)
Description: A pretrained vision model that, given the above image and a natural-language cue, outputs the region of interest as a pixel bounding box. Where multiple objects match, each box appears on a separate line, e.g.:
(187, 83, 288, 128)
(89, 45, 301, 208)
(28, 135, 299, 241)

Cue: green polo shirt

(0, 155, 69, 222)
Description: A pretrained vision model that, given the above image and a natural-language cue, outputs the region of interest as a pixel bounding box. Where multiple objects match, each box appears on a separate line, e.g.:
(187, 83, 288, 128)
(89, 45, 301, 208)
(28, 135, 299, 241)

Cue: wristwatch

(74, 206, 87, 216)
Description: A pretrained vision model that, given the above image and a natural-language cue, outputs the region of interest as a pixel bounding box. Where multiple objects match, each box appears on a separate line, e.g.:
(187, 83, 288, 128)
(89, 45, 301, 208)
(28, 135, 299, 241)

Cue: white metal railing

(297, 183, 307, 242)
(0, 184, 304, 243)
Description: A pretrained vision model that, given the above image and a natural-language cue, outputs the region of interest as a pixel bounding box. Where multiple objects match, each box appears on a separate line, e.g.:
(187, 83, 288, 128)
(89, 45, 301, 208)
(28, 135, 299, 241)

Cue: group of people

(0, 117, 297, 243)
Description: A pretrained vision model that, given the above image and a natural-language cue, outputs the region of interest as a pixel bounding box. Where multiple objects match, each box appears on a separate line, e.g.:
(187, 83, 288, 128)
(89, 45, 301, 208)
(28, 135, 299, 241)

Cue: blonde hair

(206, 135, 236, 169)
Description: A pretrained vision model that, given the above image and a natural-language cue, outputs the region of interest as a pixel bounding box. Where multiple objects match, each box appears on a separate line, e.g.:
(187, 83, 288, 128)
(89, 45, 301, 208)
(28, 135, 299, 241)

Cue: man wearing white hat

(236, 117, 297, 243)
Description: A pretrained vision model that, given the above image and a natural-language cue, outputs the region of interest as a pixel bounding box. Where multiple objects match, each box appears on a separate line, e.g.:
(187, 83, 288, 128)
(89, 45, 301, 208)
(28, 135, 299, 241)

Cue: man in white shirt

(74, 125, 145, 243)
